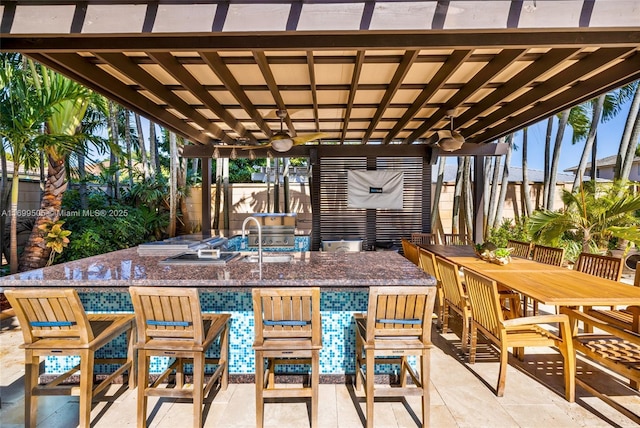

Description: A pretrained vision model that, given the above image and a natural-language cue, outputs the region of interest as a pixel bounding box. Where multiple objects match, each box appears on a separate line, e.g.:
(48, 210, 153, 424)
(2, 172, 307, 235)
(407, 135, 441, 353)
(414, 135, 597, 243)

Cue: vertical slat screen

(317, 157, 368, 247)
(313, 155, 430, 250)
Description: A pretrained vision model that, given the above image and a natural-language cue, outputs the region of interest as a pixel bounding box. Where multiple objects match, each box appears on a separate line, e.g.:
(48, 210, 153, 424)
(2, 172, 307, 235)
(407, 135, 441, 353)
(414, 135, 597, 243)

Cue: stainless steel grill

(247, 225, 296, 248)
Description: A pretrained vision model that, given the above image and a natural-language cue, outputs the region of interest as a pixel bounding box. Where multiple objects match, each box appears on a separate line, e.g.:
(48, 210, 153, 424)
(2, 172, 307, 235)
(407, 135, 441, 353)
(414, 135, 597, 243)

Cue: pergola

(2, 0, 640, 244)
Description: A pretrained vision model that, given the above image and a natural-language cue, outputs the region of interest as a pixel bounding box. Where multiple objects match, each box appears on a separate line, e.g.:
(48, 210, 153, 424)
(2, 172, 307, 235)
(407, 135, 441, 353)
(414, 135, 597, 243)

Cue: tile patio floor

(1, 304, 640, 427)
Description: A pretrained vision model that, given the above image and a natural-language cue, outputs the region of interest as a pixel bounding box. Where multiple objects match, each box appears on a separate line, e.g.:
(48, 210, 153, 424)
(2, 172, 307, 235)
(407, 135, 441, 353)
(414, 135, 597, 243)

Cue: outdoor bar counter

(1, 247, 435, 380)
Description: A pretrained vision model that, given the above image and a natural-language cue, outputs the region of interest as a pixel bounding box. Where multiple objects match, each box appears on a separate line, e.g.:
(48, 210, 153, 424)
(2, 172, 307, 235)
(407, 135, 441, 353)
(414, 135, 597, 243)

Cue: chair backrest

(463, 269, 504, 343)
(129, 287, 205, 345)
(364, 286, 436, 345)
(532, 244, 564, 266)
(5, 288, 94, 345)
(418, 248, 439, 281)
(435, 256, 467, 310)
(411, 232, 434, 245)
(574, 252, 623, 281)
(635, 262, 640, 287)
(443, 233, 468, 246)
(252, 288, 321, 346)
(401, 238, 420, 266)
(507, 240, 532, 259)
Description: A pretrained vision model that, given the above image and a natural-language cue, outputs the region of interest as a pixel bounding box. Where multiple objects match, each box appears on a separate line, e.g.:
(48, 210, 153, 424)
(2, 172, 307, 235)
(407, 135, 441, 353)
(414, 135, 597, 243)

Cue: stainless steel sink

(241, 254, 294, 263)
(160, 251, 240, 265)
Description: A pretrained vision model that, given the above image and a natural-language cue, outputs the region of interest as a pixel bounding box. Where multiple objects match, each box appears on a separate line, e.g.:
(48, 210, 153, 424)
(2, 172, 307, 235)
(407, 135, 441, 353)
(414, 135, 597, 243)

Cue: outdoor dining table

(421, 244, 640, 316)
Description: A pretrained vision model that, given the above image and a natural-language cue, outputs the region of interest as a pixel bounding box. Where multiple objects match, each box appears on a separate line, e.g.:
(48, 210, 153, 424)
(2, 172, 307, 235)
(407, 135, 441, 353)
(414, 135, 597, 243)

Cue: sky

(508, 98, 633, 173)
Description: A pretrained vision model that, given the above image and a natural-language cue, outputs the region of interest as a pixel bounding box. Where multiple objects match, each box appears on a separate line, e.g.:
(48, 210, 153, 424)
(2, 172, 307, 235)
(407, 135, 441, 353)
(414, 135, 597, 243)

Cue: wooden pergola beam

(35, 52, 212, 145)
(148, 52, 259, 144)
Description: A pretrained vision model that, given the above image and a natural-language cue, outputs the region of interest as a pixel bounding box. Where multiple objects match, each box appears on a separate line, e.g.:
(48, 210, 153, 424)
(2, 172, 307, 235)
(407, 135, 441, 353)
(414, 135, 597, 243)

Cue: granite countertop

(0, 247, 435, 290)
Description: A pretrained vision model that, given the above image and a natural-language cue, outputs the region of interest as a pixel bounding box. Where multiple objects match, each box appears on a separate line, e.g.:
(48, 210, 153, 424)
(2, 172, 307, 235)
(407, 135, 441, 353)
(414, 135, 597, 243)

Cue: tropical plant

(0, 54, 85, 273)
(19, 61, 109, 272)
(37, 220, 71, 266)
(486, 218, 530, 248)
(57, 189, 162, 262)
(528, 181, 640, 253)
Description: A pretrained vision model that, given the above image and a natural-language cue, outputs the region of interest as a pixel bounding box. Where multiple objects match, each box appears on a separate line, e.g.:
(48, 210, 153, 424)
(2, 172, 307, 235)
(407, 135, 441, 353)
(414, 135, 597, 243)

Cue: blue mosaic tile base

(45, 290, 412, 376)
(227, 235, 309, 252)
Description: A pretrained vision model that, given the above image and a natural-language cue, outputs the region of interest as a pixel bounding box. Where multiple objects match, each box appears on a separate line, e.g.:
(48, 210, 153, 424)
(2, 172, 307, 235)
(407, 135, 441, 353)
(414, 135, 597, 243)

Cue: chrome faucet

(241, 216, 262, 280)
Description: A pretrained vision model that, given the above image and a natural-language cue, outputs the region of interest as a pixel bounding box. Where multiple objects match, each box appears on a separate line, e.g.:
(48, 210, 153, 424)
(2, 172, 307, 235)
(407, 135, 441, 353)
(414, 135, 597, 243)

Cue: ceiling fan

(431, 109, 465, 152)
(266, 109, 325, 152)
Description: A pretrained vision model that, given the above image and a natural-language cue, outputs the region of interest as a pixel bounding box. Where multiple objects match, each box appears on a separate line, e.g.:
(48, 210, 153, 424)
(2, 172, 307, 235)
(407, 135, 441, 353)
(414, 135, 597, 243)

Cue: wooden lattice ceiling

(2, 1, 640, 152)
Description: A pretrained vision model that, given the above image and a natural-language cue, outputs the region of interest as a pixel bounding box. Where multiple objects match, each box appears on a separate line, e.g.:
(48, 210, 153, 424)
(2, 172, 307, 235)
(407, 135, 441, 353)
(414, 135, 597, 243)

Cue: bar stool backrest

(636, 262, 640, 287)
(574, 252, 623, 281)
(365, 286, 436, 346)
(129, 287, 205, 345)
(252, 288, 321, 346)
(6, 288, 93, 345)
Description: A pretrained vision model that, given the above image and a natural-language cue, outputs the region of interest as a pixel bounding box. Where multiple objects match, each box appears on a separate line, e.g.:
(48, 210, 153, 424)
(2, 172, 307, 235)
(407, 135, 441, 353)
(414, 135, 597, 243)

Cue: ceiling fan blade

(291, 133, 326, 145)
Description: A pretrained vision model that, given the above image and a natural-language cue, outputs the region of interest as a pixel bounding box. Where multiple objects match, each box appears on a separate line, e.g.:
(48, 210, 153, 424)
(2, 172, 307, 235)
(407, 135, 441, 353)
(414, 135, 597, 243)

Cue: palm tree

(571, 95, 605, 191)
(617, 82, 640, 181)
(124, 110, 134, 189)
(528, 181, 640, 253)
(431, 158, 446, 240)
(547, 109, 571, 211)
(542, 117, 553, 209)
(134, 113, 150, 179)
(521, 127, 533, 216)
(107, 100, 120, 199)
(20, 62, 107, 271)
(572, 86, 635, 191)
(168, 131, 178, 237)
(149, 121, 159, 176)
(0, 55, 85, 273)
(492, 134, 514, 228)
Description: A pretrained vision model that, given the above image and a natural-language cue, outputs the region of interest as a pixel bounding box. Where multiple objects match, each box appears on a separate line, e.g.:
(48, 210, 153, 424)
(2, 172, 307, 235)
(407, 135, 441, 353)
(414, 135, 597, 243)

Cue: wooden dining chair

(411, 232, 435, 245)
(418, 247, 444, 328)
(354, 286, 437, 428)
(574, 253, 640, 333)
(401, 238, 420, 266)
(5, 288, 135, 428)
(532, 244, 565, 266)
(462, 269, 576, 402)
(252, 288, 322, 428)
(129, 287, 230, 428)
(574, 252, 623, 281)
(435, 256, 471, 352)
(507, 239, 532, 259)
(527, 244, 566, 314)
(443, 233, 469, 245)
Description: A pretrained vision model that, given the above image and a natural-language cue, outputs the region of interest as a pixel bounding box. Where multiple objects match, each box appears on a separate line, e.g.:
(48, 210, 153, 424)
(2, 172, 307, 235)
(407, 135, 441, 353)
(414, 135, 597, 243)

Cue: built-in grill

(247, 213, 296, 248)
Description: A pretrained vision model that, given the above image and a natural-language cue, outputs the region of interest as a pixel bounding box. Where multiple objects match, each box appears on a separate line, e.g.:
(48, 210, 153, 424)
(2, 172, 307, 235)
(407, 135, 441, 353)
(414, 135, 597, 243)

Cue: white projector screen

(347, 170, 404, 209)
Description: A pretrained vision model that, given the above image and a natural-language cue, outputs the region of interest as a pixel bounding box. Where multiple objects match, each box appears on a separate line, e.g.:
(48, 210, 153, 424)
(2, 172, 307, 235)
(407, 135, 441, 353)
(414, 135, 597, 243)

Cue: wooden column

(201, 157, 212, 237)
(473, 155, 485, 244)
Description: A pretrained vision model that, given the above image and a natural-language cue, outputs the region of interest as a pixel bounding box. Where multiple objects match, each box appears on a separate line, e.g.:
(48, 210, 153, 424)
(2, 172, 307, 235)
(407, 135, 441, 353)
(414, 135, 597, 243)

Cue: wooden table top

(420, 245, 640, 307)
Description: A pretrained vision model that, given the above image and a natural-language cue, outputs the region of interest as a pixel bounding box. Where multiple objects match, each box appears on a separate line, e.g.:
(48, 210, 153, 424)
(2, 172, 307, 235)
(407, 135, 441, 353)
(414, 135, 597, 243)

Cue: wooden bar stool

(252, 287, 322, 428)
(354, 286, 437, 428)
(5, 288, 135, 428)
(129, 287, 230, 428)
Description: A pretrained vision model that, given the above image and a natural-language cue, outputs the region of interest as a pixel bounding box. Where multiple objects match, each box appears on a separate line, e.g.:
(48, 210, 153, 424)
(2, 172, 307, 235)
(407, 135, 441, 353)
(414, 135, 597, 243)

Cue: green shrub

(486, 218, 530, 248)
(56, 190, 164, 262)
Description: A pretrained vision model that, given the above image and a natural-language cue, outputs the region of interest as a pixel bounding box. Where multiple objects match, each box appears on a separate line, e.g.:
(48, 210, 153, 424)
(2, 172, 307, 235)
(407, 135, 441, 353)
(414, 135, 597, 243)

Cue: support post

(201, 157, 212, 238)
(473, 156, 485, 244)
